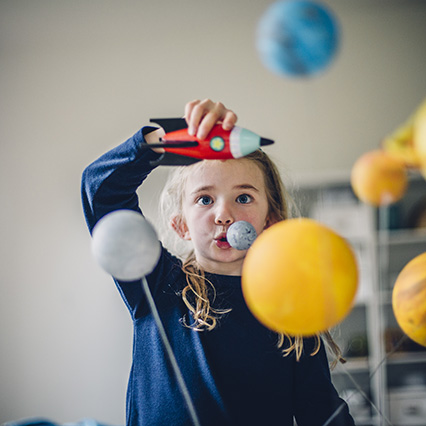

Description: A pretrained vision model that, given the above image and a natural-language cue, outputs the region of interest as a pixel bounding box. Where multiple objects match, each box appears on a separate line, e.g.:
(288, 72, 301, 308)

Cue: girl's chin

(197, 250, 245, 275)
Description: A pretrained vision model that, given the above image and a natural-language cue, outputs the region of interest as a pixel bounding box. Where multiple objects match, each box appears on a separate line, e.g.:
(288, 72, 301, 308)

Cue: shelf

(378, 228, 426, 245)
(332, 357, 370, 373)
(296, 172, 426, 425)
(386, 351, 426, 365)
(352, 419, 376, 426)
(379, 290, 392, 304)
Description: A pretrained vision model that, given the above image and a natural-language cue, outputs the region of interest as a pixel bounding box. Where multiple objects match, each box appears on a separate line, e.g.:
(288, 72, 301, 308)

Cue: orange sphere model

(351, 150, 407, 206)
(392, 252, 426, 347)
(241, 218, 358, 336)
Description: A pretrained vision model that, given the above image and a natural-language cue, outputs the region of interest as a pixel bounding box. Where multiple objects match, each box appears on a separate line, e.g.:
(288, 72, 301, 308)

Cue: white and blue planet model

(227, 220, 257, 251)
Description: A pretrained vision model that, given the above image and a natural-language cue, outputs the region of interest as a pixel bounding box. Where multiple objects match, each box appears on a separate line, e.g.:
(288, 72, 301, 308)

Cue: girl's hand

(145, 127, 166, 154)
(184, 99, 238, 140)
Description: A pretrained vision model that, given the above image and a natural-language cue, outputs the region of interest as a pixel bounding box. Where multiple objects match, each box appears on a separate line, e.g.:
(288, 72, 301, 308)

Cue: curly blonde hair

(159, 150, 344, 365)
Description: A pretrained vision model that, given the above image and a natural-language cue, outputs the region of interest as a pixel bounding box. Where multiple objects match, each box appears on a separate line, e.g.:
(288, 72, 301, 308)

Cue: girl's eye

(197, 195, 213, 206)
(237, 194, 252, 204)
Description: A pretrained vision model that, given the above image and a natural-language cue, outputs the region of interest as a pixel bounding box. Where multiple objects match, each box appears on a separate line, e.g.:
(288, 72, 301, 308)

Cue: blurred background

(1, 0, 426, 424)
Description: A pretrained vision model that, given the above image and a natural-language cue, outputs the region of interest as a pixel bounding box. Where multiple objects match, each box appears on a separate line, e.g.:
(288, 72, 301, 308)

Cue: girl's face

(175, 159, 273, 276)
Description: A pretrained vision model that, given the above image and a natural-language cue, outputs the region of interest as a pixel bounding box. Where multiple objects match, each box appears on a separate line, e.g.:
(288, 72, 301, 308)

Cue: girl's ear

(264, 214, 279, 230)
(171, 215, 191, 240)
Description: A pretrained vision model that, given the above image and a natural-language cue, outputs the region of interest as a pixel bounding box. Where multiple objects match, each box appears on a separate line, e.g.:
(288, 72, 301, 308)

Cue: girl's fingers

(184, 99, 237, 139)
(189, 100, 214, 136)
(196, 103, 226, 140)
(221, 110, 238, 131)
(184, 99, 201, 134)
(185, 99, 212, 136)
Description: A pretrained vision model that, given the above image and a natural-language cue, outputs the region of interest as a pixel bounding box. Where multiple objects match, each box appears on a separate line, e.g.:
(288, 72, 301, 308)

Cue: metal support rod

(141, 276, 201, 426)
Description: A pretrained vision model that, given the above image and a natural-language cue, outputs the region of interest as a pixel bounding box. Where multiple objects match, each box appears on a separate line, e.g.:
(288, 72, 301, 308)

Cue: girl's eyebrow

(190, 183, 259, 196)
(190, 185, 215, 195)
(235, 184, 259, 192)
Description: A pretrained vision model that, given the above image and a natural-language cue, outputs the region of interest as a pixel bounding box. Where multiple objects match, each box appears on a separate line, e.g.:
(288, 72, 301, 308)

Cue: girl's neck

(184, 252, 243, 276)
(197, 258, 243, 277)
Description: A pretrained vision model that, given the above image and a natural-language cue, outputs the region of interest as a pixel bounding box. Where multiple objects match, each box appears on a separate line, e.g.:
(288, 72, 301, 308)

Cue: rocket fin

(149, 117, 188, 133)
(149, 152, 201, 167)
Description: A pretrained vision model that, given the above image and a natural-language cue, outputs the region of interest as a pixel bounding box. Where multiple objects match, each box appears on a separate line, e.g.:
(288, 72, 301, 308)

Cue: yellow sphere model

(382, 116, 421, 169)
(351, 150, 408, 206)
(392, 252, 426, 347)
(413, 101, 426, 178)
(242, 218, 358, 336)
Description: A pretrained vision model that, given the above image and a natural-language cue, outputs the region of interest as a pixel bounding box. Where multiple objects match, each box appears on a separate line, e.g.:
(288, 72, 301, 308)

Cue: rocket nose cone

(260, 137, 274, 146)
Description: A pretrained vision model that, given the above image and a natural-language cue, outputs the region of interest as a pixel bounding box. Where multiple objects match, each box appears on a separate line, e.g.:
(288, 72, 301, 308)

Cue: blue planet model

(256, 0, 340, 77)
(227, 221, 257, 251)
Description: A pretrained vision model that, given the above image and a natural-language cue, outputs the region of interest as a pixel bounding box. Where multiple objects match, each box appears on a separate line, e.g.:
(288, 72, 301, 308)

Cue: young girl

(81, 99, 355, 426)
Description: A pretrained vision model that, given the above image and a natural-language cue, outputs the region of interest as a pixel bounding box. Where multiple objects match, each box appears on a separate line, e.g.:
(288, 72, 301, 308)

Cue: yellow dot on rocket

(210, 136, 225, 152)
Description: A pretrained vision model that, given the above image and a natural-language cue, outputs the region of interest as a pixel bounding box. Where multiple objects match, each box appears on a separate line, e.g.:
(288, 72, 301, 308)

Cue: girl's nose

(214, 202, 234, 225)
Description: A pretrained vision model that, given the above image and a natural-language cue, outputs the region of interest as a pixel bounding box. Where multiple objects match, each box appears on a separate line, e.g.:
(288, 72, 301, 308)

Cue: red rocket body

(162, 125, 235, 160)
(147, 117, 274, 166)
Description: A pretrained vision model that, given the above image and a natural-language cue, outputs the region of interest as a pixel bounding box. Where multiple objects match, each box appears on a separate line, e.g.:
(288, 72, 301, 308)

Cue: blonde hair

(159, 151, 344, 365)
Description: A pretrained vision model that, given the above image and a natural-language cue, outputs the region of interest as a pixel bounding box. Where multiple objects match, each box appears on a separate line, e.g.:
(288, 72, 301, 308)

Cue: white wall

(1, 0, 426, 424)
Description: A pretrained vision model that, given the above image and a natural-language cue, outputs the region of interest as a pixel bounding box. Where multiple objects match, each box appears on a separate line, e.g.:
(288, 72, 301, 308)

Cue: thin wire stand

(141, 276, 201, 426)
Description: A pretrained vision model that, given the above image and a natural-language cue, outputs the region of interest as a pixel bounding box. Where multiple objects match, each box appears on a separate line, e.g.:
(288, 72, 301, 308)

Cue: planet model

(351, 150, 408, 206)
(392, 252, 426, 347)
(91, 210, 161, 281)
(413, 99, 426, 177)
(382, 115, 421, 169)
(256, 0, 340, 77)
(242, 218, 358, 336)
(227, 221, 257, 250)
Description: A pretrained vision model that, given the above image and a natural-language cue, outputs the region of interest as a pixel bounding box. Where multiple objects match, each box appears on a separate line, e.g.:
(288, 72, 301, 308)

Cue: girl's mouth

(215, 233, 231, 249)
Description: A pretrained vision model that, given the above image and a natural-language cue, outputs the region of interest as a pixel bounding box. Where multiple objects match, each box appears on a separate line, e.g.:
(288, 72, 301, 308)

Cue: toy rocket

(146, 118, 274, 166)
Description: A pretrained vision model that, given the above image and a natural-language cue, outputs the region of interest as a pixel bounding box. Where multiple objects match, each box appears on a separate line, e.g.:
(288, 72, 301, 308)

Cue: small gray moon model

(227, 221, 257, 250)
(91, 210, 161, 281)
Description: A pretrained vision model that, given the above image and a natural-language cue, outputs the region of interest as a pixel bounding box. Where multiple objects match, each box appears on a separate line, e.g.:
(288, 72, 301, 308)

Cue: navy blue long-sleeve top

(81, 126, 355, 426)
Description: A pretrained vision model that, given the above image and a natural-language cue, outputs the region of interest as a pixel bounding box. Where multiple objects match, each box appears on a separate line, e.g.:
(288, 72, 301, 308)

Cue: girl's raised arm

(81, 127, 162, 234)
